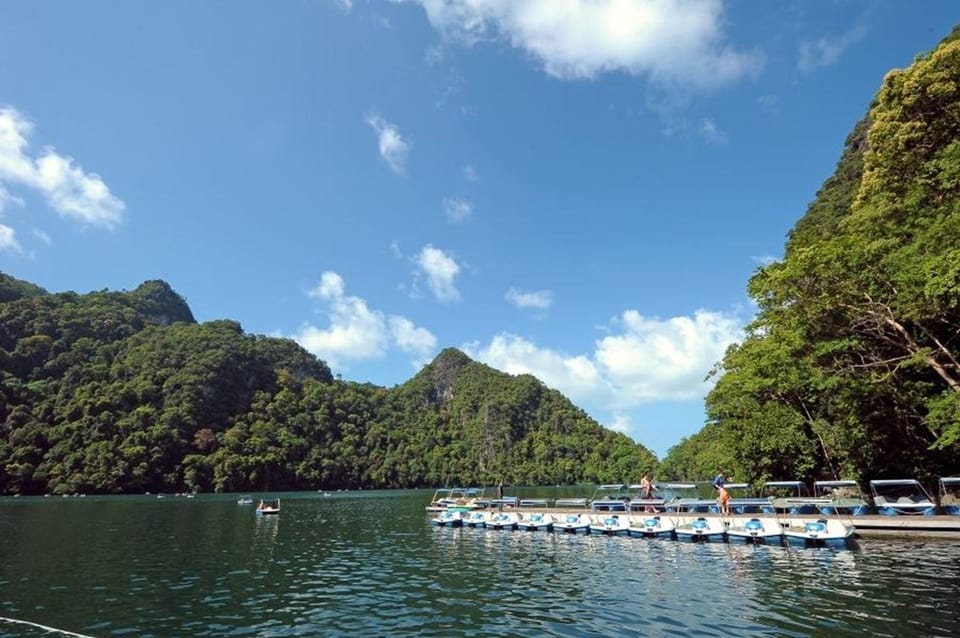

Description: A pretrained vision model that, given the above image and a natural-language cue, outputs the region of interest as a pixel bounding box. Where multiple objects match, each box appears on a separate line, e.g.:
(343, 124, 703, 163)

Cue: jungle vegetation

(0, 274, 656, 494)
(660, 27, 960, 486)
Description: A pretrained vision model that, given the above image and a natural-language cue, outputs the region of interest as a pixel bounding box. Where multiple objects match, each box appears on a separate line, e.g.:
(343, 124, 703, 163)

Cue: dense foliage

(662, 28, 960, 485)
(0, 278, 655, 494)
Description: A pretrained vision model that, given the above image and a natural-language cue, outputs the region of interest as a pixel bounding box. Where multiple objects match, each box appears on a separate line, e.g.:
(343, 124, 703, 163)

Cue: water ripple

(1, 493, 960, 636)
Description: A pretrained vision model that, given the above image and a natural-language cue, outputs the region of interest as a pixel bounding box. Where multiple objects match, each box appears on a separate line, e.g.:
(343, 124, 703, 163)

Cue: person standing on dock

(497, 477, 504, 500)
(718, 485, 731, 515)
(640, 473, 654, 512)
(712, 471, 725, 492)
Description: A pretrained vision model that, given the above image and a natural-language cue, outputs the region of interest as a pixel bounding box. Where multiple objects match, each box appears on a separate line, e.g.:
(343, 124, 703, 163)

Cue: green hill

(0, 274, 655, 495)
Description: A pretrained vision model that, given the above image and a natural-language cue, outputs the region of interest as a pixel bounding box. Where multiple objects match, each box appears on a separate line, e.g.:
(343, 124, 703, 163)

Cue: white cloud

(699, 118, 727, 143)
(294, 271, 437, 367)
(461, 164, 479, 182)
(365, 113, 410, 174)
(0, 184, 24, 214)
(0, 106, 125, 228)
(798, 25, 865, 73)
(505, 287, 553, 310)
(464, 333, 614, 406)
(443, 196, 473, 222)
(334, 0, 353, 13)
(389, 316, 438, 355)
(416, 244, 461, 302)
(32, 227, 52, 246)
(610, 412, 632, 434)
(595, 309, 743, 401)
(465, 308, 744, 408)
(0, 224, 22, 254)
(403, 0, 761, 89)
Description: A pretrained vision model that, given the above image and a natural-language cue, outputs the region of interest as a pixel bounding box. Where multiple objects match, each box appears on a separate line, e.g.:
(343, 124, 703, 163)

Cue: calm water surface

(1, 490, 959, 637)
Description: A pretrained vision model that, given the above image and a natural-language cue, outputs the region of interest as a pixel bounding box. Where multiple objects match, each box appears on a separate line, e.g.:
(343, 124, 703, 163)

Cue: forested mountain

(661, 27, 960, 485)
(0, 276, 656, 495)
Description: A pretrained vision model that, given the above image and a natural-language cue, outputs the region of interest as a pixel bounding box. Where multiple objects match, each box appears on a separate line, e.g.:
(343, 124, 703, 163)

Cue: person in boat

(257, 499, 265, 511)
(718, 485, 731, 515)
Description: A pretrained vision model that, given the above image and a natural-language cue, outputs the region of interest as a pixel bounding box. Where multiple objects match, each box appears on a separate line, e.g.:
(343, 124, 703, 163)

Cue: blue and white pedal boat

(485, 511, 520, 530)
(431, 509, 464, 527)
(675, 516, 726, 542)
(552, 513, 591, 534)
(628, 515, 676, 539)
(517, 512, 554, 532)
(870, 479, 936, 516)
(464, 511, 487, 527)
(783, 518, 855, 548)
(588, 514, 631, 535)
(939, 477, 960, 515)
(814, 480, 872, 515)
(726, 517, 783, 545)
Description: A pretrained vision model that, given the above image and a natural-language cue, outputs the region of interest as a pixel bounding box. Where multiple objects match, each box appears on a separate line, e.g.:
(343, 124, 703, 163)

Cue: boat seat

(897, 496, 917, 504)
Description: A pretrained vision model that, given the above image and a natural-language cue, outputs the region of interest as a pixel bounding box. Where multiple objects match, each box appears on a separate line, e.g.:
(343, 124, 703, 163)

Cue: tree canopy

(662, 27, 960, 486)
(0, 277, 655, 495)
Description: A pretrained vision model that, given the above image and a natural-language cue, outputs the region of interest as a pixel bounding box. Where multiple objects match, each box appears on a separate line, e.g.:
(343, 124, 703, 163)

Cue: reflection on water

(1, 491, 959, 637)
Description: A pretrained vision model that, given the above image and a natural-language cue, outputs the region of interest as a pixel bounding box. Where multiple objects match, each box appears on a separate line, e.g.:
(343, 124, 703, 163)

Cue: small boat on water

(485, 511, 520, 530)
(464, 511, 488, 527)
(660, 483, 703, 513)
(431, 510, 464, 527)
(813, 480, 872, 515)
(590, 484, 631, 512)
(628, 515, 676, 539)
(726, 517, 784, 545)
(552, 513, 591, 534)
(940, 477, 960, 516)
(517, 512, 555, 532)
(763, 481, 817, 515)
(870, 479, 936, 516)
(675, 516, 726, 542)
(256, 499, 280, 516)
(783, 518, 855, 547)
(237, 495, 253, 505)
(426, 487, 487, 512)
(588, 514, 631, 535)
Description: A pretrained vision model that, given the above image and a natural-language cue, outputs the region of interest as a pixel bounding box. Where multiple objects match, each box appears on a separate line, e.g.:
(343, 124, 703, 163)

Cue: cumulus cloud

(0, 224, 22, 254)
(505, 287, 553, 310)
(797, 25, 865, 73)
(402, 0, 761, 89)
(0, 106, 125, 228)
(294, 271, 436, 367)
(443, 196, 473, 222)
(699, 118, 727, 143)
(416, 244, 461, 302)
(365, 113, 410, 174)
(464, 333, 614, 406)
(465, 308, 743, 408)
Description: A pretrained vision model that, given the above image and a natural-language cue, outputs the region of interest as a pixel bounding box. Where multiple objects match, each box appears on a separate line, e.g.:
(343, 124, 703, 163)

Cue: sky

(1, 1, 958, 458)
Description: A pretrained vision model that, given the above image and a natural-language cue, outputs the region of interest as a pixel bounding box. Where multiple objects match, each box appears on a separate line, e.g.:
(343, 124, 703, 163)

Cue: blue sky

(1, 1, 958, 458)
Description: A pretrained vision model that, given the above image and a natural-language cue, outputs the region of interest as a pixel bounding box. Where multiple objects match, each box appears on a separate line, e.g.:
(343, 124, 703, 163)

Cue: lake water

(1, 490, 959, 637)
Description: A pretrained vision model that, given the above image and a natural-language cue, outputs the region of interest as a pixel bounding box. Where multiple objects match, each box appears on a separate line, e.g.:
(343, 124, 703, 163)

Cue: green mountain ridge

(0, 274, 656, 495)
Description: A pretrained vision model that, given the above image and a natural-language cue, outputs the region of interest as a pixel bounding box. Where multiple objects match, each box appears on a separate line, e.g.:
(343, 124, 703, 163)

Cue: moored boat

(813, 480, 872, 515)
(237, 495, 253, 505)
(431, 509, 464, 527)
(464, 511, 488, 527)
(675, 516, 726, 542)
(870, 479, 936, 516)
(485, 511, 520, 530)
(255, 499, 280, 516)
(628, 514, 676, 539)
(426, 487, 487, 512)
(590, 484, 631, 512)
(517, 512, 555, 532)
(588, 514, 631, 535)
(940, 477, 960, 516)
(763, 481, 817, 515)
(783, 518, 855, 548)
(552, 513, 591, 534)
(726, 517, 783, 545)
